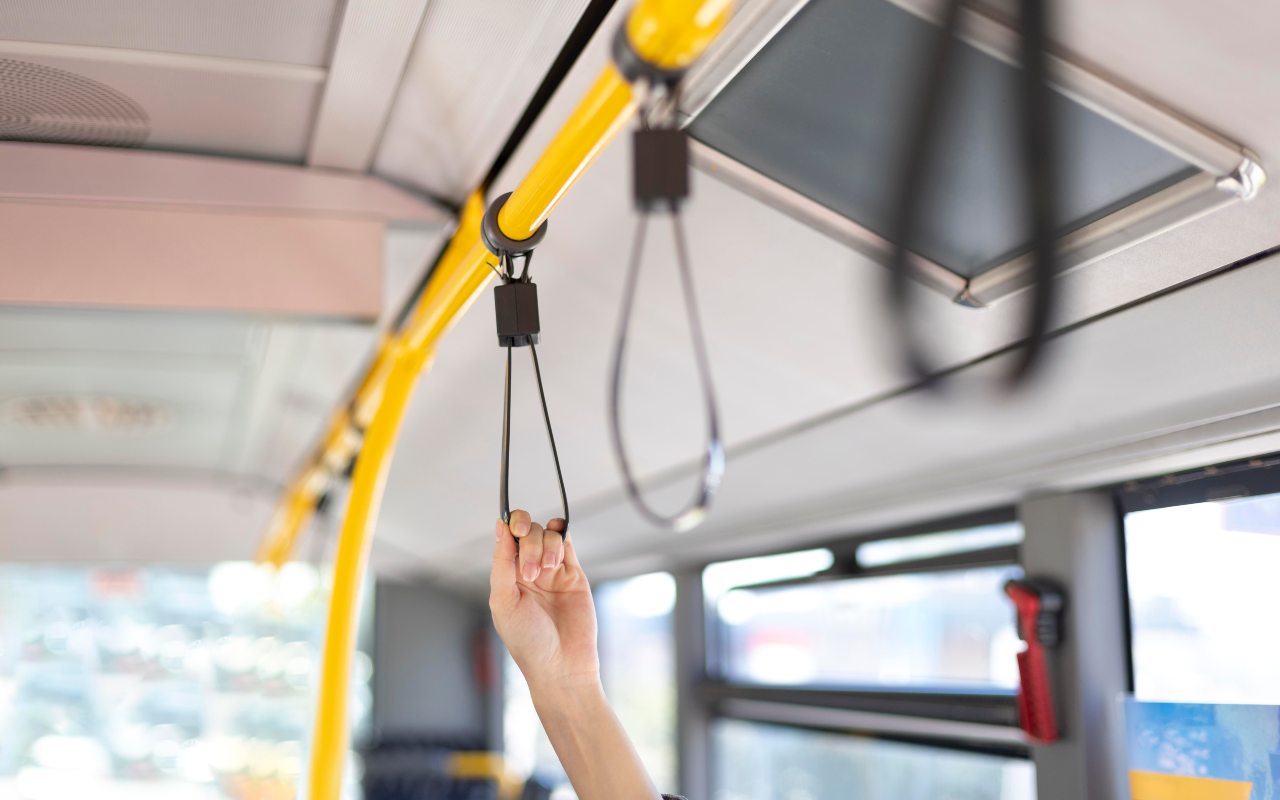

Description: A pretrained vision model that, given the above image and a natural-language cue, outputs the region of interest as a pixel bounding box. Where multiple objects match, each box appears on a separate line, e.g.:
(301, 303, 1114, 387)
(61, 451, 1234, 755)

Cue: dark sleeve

(662, 795, 688, 800)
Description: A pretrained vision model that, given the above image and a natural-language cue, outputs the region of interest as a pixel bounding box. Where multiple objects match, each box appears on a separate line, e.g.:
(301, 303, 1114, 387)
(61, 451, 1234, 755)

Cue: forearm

(531, 679, 661, 800)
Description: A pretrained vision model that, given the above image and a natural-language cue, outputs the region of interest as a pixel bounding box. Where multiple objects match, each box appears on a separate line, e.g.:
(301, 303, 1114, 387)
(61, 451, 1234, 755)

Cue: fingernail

(522, 563, 540, 581)
(514, 519, 530, 537)
(542, 554, 556, 569)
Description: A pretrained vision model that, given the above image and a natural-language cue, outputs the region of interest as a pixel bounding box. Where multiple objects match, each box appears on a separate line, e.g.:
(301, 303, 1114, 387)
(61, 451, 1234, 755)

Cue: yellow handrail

(306, 343, 424, 800)
(291, 4, 732, 797)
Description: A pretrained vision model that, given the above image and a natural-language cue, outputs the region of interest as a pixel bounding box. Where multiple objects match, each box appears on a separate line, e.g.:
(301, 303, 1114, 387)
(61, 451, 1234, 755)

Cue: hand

(489, 510, 600, 695)
(490, 511, 661, 800)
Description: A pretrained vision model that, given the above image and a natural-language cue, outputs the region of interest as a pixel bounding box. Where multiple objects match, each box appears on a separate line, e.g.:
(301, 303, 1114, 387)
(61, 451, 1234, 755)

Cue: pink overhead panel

(0, 142, 447, 318)
(0, 202, 383, 317)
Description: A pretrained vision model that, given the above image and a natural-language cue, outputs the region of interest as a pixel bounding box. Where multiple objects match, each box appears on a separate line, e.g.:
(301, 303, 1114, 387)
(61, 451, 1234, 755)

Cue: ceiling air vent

(1, 394, 172, 434)
(0, 58, 149, 147)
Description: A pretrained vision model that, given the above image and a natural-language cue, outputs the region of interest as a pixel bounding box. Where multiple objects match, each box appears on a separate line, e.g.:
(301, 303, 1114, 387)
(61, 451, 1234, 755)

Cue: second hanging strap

(608, 111, 725, 533)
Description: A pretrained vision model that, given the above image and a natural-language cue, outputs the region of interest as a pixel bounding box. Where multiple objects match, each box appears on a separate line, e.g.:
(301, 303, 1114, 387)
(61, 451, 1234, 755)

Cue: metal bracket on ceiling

(1215, 153, 1267, 200)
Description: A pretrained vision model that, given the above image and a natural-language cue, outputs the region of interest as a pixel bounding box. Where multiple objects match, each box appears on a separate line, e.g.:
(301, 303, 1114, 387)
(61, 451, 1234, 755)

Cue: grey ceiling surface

(690, 0, 1199, 277)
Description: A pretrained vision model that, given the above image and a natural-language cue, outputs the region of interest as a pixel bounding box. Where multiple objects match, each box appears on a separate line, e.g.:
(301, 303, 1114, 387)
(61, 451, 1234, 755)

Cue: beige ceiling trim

(0, 38, 325, 83)
(0, 142, 446, 223)
(306, 0, 433, 172)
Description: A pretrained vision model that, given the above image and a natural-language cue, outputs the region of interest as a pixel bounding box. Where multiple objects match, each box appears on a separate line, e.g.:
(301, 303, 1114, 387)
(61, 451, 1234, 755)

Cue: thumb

(490, 518, 519, 611)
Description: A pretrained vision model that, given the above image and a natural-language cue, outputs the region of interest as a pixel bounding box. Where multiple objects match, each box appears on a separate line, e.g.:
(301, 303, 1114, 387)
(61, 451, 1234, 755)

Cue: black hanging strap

(484, 193, 569, 536)
(887, 0, 1059, 389)
(499, 330, 569, 535)
(608, 126, 725, 532)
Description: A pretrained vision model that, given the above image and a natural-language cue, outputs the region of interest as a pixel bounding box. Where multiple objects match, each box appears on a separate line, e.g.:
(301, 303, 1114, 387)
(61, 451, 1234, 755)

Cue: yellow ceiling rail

(256, 462, 329, 567)
(627, 0, 733, 70)
(288, 4, 732, 798)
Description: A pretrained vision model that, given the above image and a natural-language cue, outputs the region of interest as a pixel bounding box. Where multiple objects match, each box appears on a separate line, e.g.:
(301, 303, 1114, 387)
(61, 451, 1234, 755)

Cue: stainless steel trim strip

(719, 698, 1031, 747)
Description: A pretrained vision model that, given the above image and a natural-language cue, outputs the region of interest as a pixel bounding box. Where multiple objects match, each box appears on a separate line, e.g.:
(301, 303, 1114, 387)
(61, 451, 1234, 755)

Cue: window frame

(683, 508, 1033, 797)
(1117, 450, 1280, 513)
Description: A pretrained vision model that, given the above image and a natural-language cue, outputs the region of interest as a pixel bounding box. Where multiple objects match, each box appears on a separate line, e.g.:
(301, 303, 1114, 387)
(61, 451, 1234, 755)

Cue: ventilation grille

(2, 394, 172, 433)
(0, 58, 149, 147)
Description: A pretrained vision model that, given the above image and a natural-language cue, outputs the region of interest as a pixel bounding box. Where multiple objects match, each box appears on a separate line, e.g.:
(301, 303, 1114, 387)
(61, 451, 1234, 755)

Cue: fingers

(508, 509, 532, 539)
(562, 533, 581, 568)
(541, 527, 564, 571)
(489, 518, 518, 611)
(518, 521, 545, 582)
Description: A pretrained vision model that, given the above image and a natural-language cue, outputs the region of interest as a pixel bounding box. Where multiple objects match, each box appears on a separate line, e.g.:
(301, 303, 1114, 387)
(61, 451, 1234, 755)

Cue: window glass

(0, 563, 372, 799)
(596, 573, 677, 792)
(712, 566, 1022, 689)
(711, 719, 1035, 800)
(1126, 494, 1280, 703)
(703, 549, 834, 601)
(858, 522, 1022, 568)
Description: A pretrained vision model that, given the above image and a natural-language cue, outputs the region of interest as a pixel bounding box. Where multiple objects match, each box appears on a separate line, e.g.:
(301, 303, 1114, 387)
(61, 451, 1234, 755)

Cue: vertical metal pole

(1018, 492, 1131, 800)
(673, 568, 711, 799)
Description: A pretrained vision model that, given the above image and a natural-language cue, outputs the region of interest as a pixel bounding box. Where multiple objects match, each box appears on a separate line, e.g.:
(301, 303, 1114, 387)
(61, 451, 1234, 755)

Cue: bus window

(706, 522, 1024, 691)
(1125, 491, 1280, 704)
(857, 522, 1024, 568)
(596, 573, 678, 791)
(712, 719, 1034, 800)
(698, 517, 1033, 799)
(0, 562, 372, 799)
(712, 565, 1022, 690)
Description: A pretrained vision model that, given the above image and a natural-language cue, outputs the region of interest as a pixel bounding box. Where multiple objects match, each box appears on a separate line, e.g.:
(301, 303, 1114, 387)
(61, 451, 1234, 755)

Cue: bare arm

(489, 511, 661, 800)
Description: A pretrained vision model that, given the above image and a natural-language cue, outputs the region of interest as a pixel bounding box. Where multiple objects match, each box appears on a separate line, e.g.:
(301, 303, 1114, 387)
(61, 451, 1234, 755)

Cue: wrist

(528, 671, 605, 709)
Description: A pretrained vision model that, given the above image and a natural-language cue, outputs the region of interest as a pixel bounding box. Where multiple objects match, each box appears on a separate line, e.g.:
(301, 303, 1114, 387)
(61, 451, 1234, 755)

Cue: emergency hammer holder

(1004, 577, 1065, 744)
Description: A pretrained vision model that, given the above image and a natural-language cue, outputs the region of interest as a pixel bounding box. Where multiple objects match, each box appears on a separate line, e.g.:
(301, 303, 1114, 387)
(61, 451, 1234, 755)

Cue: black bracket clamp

(483, 192, 569, 538)
(611, 27, 688, 87)
(482, 191, 547, 260)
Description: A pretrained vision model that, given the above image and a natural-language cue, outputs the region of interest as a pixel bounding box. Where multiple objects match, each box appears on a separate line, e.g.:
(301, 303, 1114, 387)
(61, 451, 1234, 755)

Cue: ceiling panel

(0, 477, 279, 564)
(0, 308, 376, 483)
(0, 0, 344, 66)
(363, 0, 1280, 585)
(0, 221, 448, 488)
(372, 0, 591, 203)
(0, 309, 259, 472)
(0, 42, 323, 161)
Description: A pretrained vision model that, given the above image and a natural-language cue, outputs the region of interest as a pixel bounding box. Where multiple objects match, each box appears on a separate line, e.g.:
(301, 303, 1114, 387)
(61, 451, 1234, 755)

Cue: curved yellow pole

(303, 4, 732, 796)
(307, 343, 423, 800)
(306, 207, 493, 800)
(257, 463, 328, 567)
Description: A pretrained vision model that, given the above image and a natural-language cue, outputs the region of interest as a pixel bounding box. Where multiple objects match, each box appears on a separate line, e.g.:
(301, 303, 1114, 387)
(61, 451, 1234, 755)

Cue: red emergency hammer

(1004, 578, 1065, 744)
